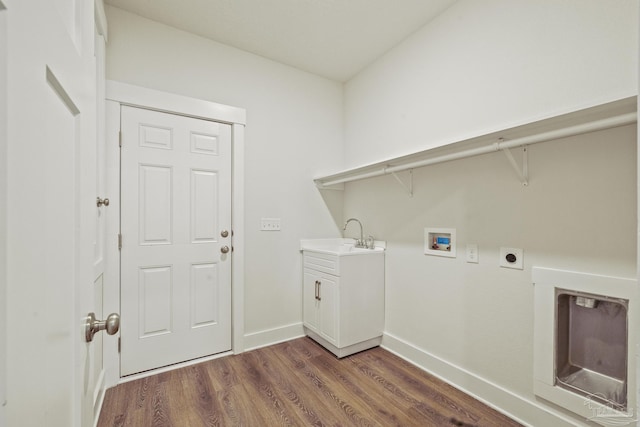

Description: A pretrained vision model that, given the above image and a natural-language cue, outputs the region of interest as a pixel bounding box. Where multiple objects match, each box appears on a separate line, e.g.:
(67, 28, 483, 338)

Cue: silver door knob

(220, 230, 229, 238)
(96, 197, 110, 207)
(220, 245, 230, 254)
(85, 312, 120, 342)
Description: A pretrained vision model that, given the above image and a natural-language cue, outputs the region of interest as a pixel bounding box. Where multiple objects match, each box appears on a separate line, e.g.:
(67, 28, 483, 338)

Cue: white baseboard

(381, 332, 588, 427)
(305, 328, 381, 358)
(243, 322, 305, 352)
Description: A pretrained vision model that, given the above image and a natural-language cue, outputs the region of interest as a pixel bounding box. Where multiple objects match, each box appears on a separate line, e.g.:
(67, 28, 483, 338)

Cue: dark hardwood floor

(98, 337, 522, 426)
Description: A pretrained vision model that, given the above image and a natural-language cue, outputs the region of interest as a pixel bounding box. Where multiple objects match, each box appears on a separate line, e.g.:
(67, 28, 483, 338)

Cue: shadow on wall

(319, 188, 345, 229)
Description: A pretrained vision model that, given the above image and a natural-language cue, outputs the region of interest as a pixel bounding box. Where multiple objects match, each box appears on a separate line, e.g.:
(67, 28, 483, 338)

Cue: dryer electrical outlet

(499, 247, 523, 270)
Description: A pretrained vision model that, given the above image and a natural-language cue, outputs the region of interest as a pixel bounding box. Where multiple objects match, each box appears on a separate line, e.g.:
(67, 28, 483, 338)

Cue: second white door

(120, 105, 232, 376)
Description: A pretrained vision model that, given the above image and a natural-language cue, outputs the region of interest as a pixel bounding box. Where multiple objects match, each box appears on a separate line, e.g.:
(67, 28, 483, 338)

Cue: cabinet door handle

(314, 280, 318, 300)
(315, 280, 322, 301)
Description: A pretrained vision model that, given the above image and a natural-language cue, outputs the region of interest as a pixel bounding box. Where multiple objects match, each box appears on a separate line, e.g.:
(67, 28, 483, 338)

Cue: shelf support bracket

(501, 145, 529, 186)
(390, 169, 413, 197)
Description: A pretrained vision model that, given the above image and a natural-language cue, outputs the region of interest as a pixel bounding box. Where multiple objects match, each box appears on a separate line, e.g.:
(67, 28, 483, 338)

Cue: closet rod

(318, 112, 636, 188)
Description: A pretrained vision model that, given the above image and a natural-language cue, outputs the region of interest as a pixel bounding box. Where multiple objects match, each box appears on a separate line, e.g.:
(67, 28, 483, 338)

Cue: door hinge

(118, 233, 122, 250)
(118, 337, 121, 353)
(118, 130, 122, 147)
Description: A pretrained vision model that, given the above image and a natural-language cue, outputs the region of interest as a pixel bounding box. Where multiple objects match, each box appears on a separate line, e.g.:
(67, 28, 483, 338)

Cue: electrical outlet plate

(499, 247, 523, 270)
(261, 218, 281, 231)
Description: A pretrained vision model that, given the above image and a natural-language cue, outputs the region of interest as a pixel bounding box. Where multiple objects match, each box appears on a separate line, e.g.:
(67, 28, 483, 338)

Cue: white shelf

(314, 96, 637, 190)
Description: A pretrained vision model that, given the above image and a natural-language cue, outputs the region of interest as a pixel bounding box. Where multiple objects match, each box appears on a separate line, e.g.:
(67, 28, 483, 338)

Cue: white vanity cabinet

(302, 244, 385, 358)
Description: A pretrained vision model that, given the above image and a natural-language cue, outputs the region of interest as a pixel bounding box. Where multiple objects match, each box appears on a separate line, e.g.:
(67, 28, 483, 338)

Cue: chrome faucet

(343, 218, 366, 248)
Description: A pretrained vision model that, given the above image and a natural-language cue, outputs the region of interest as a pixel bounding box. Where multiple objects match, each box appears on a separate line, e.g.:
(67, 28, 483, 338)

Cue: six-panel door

(120, 106, 232, 376)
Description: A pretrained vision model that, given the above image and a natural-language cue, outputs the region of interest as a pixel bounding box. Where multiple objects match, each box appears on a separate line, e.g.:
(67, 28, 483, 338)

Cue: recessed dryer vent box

(424, 228, 456, 258)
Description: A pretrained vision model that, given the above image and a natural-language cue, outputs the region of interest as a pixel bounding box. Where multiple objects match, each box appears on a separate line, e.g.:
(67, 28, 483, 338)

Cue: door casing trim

(103, 80, 246, 388)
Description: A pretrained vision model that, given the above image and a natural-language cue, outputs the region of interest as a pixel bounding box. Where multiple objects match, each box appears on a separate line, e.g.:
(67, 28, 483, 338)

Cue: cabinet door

(303, 270, 320, 332)
(317, 274, 339, 346)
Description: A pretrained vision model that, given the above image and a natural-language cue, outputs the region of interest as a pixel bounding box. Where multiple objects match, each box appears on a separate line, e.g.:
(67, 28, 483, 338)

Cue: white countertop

(300, 238, 386, 255)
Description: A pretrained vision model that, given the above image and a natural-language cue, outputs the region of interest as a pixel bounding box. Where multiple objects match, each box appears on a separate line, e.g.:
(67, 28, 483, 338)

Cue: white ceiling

(104, 0, 457, 82)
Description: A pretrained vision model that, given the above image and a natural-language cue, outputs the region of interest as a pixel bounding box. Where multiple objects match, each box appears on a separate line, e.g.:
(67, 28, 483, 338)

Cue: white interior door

(89, 21, 108, 421)
(120, 105, 232, 376)
(6, 1, 100, 426)
(42, 68, 80, 427)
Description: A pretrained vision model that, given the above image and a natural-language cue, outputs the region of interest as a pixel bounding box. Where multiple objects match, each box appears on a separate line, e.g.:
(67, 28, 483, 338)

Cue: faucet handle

(366, 235, 375, 249)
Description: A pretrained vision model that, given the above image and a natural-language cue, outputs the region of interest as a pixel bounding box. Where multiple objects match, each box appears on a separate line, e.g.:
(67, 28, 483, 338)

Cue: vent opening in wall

(555, 289, 628, 411)
(533, 267, 637, 425)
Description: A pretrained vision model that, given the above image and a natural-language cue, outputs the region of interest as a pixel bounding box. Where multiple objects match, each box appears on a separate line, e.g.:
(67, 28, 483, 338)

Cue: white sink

(300, 238, 385, 256)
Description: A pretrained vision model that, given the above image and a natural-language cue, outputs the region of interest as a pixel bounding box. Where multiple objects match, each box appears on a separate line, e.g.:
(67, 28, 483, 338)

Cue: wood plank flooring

(98, 337, 522, 427)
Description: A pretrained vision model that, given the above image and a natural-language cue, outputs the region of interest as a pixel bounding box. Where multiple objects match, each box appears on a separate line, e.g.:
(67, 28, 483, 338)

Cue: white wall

(342, 1, 638, 425)
(104, 6, 344, 341)
(637, 8, 640, 420)
(343, 125, 636, 424)
(345, 0, 638, 169)
(0, 3, 6, 425)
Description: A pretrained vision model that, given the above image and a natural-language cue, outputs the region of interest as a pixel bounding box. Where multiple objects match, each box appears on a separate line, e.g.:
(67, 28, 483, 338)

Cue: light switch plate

(466, 244, 479, 263)
(261, 218, 281, 231)
(499, 247, 523, 270)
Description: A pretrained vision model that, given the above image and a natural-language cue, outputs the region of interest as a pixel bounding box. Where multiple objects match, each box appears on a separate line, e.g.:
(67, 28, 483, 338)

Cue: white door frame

(0, 2, 7, 424)
(103, 80, 246, 388)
